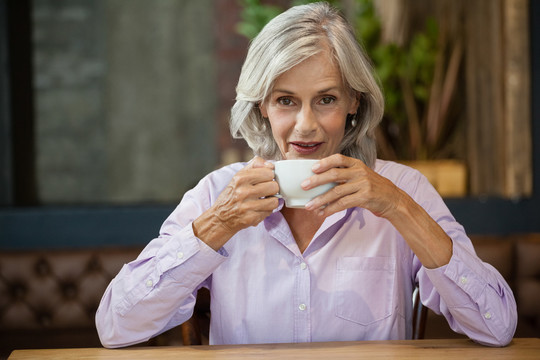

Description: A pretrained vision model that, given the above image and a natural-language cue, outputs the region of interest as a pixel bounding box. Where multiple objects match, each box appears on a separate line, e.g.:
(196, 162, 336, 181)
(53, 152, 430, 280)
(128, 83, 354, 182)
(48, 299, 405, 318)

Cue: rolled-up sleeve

(420, 239, 517, 347)
(96, 223, 227, 348)
(95, 165, 240, 348)
(390, 163, 518, 347)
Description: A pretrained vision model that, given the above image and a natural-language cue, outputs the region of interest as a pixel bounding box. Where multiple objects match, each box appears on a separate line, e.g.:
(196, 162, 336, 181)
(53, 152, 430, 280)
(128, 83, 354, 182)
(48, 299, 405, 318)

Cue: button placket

(294, 257, 311, 342)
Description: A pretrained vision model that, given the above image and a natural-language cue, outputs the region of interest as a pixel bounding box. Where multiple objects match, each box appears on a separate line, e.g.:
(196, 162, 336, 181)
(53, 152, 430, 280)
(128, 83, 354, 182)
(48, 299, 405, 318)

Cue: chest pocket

(334, 256, 396, 326)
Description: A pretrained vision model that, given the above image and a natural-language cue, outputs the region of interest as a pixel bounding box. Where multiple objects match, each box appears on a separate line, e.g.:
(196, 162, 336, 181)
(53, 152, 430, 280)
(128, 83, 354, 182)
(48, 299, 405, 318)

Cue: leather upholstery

(0, 248, 137, 331)
(0, 247, 193, 358)
(515, 234, 540, 337)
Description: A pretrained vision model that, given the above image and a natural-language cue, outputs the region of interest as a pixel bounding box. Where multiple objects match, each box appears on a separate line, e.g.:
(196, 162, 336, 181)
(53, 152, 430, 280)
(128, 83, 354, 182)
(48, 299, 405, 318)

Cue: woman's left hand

(303, 154, 404, 218)
(304, 154, 453, 268)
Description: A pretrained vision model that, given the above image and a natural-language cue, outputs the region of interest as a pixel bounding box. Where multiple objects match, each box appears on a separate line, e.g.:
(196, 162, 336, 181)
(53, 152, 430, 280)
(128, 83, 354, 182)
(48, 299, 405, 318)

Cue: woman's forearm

(385, 189, 453, 269)
(192, 209, 235, 251)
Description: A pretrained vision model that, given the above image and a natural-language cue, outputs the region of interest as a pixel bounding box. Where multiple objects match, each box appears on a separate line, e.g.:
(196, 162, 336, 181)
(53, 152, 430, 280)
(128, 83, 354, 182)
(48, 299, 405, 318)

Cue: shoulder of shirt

(374, 159, 424, 181)
(192, 162, 248, 192)
(207, 161, 247, 179)
(178, 162, 248, 210)
(374, 158, 444, 208)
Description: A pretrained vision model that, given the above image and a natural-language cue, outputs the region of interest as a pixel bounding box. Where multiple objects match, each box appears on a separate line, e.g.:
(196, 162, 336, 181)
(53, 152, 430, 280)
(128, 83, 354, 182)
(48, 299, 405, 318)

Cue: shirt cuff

(424, 241, 496, 307)
(157, 222, 228, 285)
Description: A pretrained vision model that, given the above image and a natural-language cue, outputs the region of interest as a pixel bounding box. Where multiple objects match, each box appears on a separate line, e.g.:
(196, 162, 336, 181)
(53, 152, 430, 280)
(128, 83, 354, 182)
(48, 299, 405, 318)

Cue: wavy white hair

(230, 1, 384, 167)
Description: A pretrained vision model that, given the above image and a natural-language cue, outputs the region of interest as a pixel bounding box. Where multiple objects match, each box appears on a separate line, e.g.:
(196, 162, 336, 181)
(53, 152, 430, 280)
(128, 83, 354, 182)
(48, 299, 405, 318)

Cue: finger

(302, 166, 354, 191)
(309, 181, 365, 217)
(303, 155, 361, 190)
(245, 156, 262, 168)
(312, 154, 354, 174)
(250, 156, 274, 169)
(305, 182, 356, 211)
(236, 166, 276, 186)
(314, 193, 357, 217)
(254, 196, 280, 212)
(251, 179, 280, 198)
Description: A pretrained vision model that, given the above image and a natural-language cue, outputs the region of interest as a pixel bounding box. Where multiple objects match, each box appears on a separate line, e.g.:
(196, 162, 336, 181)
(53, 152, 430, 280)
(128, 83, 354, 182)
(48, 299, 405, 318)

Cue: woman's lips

(290, 142, 323, 155)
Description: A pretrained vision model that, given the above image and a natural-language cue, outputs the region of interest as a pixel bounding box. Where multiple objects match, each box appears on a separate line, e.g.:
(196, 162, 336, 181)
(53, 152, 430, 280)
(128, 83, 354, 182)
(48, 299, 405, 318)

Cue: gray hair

(230, 1, 384, 167)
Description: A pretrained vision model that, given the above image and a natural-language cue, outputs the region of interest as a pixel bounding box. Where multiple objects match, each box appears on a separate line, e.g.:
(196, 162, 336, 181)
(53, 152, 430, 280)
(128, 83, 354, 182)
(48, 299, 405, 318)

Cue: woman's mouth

(290, 142, 323, 155)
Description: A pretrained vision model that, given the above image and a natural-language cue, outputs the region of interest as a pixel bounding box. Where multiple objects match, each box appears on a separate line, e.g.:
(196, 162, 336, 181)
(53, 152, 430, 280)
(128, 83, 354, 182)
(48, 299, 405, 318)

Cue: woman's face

(260, 51, 358, 160)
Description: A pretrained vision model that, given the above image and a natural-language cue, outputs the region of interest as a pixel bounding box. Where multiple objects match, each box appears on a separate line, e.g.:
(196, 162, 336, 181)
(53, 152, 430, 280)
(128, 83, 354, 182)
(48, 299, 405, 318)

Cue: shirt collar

(265, 203, 353, 255)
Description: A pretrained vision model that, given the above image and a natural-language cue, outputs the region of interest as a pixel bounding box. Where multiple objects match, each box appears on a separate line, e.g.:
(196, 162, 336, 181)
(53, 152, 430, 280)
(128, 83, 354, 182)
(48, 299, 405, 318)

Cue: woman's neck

(280, 207, 326, 253)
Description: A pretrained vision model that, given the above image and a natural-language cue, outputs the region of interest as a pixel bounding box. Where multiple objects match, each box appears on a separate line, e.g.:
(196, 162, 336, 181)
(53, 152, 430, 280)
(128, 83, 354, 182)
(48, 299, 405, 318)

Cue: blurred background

(0, 0, 539, 356)
(2, 0, 539, 249)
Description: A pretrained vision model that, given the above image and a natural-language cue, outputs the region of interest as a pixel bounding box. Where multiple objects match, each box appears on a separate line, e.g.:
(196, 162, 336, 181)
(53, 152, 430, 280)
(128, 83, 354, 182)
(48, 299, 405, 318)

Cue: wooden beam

(503, 0, 532, 198)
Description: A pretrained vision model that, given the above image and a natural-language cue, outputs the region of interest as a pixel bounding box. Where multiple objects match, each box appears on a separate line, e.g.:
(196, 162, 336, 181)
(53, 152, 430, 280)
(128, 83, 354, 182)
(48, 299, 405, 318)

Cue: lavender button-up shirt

(96, 160, 517, 348)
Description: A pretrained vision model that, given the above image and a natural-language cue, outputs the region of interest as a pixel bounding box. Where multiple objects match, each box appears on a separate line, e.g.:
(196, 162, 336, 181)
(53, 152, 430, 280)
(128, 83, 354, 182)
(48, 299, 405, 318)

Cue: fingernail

(312, 162, 320, 171)
(305, 200, 314, 209)
(301, 179, 310, 188)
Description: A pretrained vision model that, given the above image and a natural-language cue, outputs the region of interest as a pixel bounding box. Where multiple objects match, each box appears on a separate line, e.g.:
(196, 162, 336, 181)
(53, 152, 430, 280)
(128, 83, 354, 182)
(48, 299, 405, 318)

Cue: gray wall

(33, 0, 217, 204)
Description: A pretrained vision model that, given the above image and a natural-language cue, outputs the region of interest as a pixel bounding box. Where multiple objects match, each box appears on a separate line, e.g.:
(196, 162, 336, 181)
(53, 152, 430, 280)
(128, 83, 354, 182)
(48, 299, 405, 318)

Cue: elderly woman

(96, 2, 516, 347)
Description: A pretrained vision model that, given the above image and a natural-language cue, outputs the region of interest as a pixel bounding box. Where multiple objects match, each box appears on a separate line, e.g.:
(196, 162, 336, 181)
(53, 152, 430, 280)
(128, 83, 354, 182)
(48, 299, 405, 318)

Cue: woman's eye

(278, 97, 293, 106)
(320, 96, 336, 105)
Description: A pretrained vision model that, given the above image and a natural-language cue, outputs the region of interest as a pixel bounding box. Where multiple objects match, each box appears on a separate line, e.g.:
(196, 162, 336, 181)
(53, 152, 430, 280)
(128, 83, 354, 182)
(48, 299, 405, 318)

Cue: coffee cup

(274, 159, 335, 208)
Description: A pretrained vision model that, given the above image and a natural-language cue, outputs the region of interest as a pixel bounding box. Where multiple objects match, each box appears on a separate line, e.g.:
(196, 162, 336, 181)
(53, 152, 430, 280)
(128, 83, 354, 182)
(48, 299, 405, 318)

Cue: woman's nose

(294, 105, 318, 134)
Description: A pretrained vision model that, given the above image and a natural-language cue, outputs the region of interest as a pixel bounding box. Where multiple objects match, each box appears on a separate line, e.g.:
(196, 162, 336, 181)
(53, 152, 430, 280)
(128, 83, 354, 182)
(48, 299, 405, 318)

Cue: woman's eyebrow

(317, 87, 339, 94)
(272, 88, 294, 94)
(272, 87, 339, 95)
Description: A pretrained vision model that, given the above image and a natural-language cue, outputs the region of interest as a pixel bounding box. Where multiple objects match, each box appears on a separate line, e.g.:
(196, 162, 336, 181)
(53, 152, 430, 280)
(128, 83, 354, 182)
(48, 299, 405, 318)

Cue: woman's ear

(349, 92, 361, 113)
(258, 102, 269, 118)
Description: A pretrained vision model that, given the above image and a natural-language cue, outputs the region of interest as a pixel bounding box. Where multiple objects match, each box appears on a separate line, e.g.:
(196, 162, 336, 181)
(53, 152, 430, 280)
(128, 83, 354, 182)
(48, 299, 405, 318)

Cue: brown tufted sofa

(1, 234, 539, 358)
(0, 247, 210, 359)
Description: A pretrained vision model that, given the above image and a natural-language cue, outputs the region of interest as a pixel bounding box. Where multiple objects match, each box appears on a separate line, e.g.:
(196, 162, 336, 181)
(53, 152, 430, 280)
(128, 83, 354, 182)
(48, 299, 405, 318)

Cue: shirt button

(177, 251, 184, 259)
(484, 312, 492, 320)
(300, 262, 307, 270)
(460, 276, 468, 285)
(146, 279, 153, 287)
(299, 303, 307, 311)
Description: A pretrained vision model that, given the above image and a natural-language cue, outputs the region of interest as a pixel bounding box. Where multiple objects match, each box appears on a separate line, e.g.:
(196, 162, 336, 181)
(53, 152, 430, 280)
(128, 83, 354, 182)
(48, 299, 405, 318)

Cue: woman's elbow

(477, 306, 517, 347)
(96, 308, 121, 348)
(95, 307, 138, 349)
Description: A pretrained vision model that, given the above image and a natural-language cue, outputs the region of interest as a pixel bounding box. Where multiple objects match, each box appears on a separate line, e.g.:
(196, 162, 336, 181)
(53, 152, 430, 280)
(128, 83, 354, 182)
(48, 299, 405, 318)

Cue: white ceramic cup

(274, 159, 336, 208)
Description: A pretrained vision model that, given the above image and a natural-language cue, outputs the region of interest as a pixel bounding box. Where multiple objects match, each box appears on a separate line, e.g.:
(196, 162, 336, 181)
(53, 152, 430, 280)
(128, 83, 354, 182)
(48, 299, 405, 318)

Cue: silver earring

(348, 113, 357, 127)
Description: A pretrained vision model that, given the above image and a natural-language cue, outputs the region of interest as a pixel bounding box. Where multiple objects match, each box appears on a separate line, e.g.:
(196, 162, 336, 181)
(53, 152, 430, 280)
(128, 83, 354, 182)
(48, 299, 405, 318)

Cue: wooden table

(8, 338, 540, 359)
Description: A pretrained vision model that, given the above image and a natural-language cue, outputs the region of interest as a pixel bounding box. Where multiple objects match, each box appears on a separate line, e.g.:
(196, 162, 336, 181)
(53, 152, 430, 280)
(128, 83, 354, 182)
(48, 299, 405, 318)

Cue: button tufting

(62, 282, 78, 299)
(38, 312, 53, 327)
(86, 256, 102, 272)
(10, 282, 27, 300)
(34, 258, 51, 276)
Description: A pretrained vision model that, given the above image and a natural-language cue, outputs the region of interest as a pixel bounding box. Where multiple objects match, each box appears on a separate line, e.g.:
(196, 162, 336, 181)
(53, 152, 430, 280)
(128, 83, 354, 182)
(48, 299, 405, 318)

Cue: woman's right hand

(192, 157, 279, 250)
